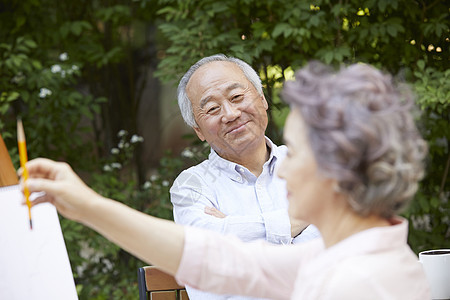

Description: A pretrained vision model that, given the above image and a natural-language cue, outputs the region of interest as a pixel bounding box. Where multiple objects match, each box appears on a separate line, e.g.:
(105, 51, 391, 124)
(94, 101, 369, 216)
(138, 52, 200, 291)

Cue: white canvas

(0, 185, 78, 300)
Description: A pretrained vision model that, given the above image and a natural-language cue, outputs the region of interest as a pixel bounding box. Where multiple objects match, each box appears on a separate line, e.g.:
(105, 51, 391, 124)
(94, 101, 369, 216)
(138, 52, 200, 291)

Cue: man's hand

(291, 218, 309, 238)
(204, 206, 226, 218)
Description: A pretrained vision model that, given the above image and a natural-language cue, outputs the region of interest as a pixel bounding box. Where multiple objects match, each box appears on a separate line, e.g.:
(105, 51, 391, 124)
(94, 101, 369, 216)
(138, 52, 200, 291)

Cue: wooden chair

(138, 266, 189, 300)
(0, 134, 18, 187)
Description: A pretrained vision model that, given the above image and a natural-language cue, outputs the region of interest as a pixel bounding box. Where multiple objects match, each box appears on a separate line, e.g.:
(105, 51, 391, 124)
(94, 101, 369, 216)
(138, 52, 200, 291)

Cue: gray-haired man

(170, 54, 319, 300)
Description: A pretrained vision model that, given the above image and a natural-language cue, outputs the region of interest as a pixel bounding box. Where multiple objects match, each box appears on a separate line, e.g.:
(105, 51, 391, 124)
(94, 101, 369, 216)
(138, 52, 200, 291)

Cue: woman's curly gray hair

(282, 62, 427, 218)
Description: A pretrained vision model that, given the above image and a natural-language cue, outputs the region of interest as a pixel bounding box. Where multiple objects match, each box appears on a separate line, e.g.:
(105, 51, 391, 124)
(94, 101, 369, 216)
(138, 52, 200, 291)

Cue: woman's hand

(19, 157, 185, 273)
(21, 158, 101, 223)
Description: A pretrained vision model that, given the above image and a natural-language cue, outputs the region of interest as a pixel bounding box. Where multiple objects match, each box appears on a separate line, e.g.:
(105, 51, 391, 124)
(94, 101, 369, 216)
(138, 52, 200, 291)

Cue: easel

(0, 134, 19, 187)
(0, 135, 79, 299)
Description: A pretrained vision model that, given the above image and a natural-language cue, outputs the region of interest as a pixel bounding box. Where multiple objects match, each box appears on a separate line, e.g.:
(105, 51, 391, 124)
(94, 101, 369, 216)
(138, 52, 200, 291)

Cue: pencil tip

(30, 219, 33, 230)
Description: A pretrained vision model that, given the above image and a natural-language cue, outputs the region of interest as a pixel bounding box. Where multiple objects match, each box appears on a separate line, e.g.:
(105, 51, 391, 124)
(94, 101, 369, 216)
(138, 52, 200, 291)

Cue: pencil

(17, 119, 33, 230)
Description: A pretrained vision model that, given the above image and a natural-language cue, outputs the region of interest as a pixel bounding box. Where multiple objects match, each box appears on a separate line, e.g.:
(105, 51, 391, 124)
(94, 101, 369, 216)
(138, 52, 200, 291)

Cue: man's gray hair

(177, 54, 263, 128)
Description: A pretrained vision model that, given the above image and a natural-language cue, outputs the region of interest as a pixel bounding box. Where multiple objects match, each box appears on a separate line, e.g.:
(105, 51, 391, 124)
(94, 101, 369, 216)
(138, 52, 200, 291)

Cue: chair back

(138, 266, 189, 300)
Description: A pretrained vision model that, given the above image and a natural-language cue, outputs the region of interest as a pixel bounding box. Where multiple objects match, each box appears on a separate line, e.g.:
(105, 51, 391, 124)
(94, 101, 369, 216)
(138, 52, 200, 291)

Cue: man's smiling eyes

(207, 106, 219, 114)
(231, 94, 244, 102)
(204, 94, 245, 114)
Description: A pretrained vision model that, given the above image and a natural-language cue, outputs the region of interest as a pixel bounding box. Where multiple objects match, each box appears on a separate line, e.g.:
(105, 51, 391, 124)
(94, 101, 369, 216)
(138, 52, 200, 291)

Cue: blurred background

(1, 0, 449, 298)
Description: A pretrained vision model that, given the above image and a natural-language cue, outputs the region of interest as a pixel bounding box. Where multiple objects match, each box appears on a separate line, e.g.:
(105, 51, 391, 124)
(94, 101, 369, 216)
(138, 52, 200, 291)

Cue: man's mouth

(226, 121, 249, 135)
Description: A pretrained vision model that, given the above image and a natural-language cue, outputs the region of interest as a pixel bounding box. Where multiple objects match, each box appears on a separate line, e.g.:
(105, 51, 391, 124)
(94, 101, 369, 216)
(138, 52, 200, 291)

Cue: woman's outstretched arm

(24, 158, 184, 275)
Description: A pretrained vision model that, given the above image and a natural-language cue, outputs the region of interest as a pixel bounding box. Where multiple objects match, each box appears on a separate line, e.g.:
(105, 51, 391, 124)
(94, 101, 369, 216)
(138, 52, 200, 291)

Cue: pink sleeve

(176, 226, 319, 299)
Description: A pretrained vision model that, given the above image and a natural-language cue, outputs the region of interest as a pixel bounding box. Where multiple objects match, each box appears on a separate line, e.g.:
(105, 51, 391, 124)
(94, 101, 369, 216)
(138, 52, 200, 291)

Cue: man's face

(186, 61, 268, 160)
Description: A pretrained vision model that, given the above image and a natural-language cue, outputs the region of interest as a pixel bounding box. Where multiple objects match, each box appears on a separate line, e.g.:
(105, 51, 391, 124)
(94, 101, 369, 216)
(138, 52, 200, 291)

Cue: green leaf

(324, 51, 333, 64)
(230, 44, 244, 53)
(418, 196, 430, 213)
(272, 23, 290, 38)
(378, 0, 388, 12)
(11, 55, 22, 67)
(309, 15, 320, 27)
(6, 92, 20, 102)
(20, 90, 29, 102)
(72, 22, 82, 36)
(417, 60, 425, 71)
(211, 2, 228, 13)
(414, 71, 423, 79)
(430, 197, 440, 209)
(23, 39, 37, 49)
(387, 25, 397, 37)
(284, 27, 293, 38)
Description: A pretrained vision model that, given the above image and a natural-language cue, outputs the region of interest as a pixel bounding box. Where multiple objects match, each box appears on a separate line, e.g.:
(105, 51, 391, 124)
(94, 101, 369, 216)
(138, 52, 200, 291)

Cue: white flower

(72, 65, 79, 71)
(11, 72, 24, 84)
(143, 181, 152, 189)
(181, 149, 194, 158)
(110, 148, 119, 155)
(103, 165, 112, 172)
(59, 53, 68, 61)
(117, 130, 127, 137)
(51, 64, 62, 73)
(39, 88, 52, 98)
(111, 163, 122, 169)
(124, 142, 130, 148)
(118, 141, 124, 149)
(150, 175, 159, 181)
(162, 180, 169, 187)
(130, 134, 144, 143)
(60, 70, 66, 78)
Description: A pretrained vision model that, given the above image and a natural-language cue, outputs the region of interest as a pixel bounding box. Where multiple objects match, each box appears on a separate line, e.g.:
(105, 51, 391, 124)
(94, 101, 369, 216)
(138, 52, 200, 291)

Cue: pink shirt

(176, 218, 430, 299)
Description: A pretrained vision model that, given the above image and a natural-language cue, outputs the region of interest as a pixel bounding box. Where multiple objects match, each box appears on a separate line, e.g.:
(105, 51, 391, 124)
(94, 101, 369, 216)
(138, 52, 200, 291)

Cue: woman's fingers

(26, 177, 62, 196)
(30, 194, 53, 207)
(26, 158, 65, 179)
(19, 157, 101, 222)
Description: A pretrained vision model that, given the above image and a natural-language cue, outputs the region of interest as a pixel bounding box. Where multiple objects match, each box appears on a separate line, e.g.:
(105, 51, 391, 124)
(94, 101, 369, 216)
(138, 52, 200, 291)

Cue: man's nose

(221, 102, 241, 123)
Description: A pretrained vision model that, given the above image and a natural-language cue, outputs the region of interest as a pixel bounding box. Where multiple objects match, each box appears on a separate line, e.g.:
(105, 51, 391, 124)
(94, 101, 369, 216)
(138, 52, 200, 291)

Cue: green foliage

(60, 130, 189, 299)
(0, 33, 103, 169)
(1, 0, 449, 298)
(155, 0, 450, 254)
(1, 0, 162, 298)
(155, 0, 449, 143)
(403, 61, 450, 252)
(59, 131, 146, 299)
(1, 0, 163, 174)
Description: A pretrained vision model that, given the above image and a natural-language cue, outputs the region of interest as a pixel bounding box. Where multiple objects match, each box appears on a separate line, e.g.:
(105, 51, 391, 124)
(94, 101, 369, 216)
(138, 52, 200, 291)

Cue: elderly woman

(24, 62, 430, 299)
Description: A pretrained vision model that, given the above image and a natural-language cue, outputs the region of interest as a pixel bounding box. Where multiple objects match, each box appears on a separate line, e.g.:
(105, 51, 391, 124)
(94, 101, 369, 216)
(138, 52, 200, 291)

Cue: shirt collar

(265, 137, 280, 175)
(208, 136, 282, 182)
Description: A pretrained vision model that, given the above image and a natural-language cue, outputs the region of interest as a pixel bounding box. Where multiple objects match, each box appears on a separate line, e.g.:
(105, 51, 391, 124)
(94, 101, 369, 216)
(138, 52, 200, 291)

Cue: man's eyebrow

(199, 96, 212, 109)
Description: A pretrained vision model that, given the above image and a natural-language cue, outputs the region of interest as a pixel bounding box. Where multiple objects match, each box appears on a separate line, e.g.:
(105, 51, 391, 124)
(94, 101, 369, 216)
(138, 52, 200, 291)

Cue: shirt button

(236, 176, 241, 181)
(239, 167, 244, 173)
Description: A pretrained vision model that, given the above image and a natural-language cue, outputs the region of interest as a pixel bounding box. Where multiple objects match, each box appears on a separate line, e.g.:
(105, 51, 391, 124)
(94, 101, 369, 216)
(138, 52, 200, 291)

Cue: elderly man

(170, 54, 319, 300)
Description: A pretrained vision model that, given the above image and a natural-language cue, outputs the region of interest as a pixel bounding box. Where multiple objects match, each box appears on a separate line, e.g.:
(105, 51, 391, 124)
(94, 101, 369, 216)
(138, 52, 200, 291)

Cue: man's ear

(193, 126, 206, 141)
(261, 95, 269, 110)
